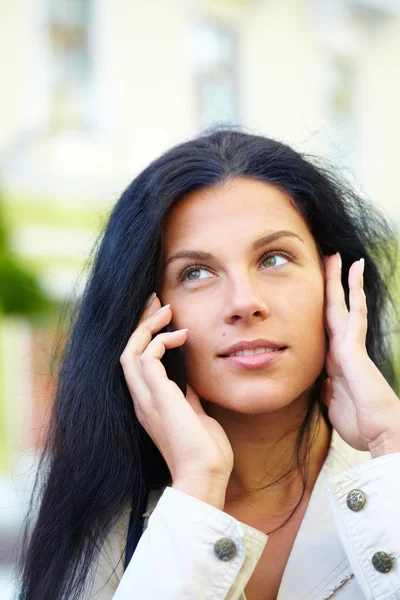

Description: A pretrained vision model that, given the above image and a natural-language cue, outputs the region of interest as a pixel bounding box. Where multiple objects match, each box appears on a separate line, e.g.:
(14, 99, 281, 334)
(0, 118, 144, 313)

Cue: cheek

(169, 298, 202, 331)
(168, 303, 212, 368)
(291, 283, 326, 358)
(294, 289, 324, 325)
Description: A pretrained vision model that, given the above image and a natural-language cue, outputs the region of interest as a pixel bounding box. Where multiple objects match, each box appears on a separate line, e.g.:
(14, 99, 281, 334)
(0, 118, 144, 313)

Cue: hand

(323, 253, 400, 457)
(120, 294, 234, 503)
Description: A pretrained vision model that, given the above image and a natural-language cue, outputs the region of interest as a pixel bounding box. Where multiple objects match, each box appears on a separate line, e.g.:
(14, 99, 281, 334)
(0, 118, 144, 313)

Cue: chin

(199, 384, 304, 416)
(189, 354, 325, 412)
(196, 367, 323, 415)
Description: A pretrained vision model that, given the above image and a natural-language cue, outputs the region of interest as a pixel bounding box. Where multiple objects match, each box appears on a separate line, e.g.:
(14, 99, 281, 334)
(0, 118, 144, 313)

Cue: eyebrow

(164, 230, 305, 267)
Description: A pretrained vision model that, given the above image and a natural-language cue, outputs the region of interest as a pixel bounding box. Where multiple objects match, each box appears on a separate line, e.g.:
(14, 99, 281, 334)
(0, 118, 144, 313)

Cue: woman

(18, 130, 400, 600)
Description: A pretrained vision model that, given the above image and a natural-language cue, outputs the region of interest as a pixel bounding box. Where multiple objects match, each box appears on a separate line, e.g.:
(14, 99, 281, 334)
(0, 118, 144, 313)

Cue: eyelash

(176, 248, 295, 283)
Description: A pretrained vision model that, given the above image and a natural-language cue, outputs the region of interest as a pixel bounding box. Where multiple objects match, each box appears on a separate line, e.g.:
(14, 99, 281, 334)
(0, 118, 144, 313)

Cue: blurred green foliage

(0, 194, 54, 317)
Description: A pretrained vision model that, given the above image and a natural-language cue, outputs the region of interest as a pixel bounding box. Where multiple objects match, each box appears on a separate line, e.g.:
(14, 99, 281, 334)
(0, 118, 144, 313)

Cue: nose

(223, 272, 270, 325)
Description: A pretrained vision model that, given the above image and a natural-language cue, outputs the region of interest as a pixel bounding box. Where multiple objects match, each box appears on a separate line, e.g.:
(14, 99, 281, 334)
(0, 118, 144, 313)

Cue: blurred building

(1, 0, 400, 219)
(0, 0, 400, 593)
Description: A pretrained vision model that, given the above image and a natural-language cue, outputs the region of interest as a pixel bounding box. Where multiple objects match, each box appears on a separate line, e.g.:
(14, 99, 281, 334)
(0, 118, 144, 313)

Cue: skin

(121, 175, 400, 520)
(159, 177, 329, 509)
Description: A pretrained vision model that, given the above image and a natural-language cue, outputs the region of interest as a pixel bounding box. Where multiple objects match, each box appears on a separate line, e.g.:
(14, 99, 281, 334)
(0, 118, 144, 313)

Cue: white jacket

(90, 428, 400, 599)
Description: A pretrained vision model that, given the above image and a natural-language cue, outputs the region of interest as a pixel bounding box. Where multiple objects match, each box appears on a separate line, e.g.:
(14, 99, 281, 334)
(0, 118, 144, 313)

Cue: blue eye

(261, 254, 289, 268)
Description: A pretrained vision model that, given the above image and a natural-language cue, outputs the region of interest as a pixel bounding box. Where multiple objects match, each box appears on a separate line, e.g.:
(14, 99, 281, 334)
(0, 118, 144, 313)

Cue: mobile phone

(159, 323, 187, 397)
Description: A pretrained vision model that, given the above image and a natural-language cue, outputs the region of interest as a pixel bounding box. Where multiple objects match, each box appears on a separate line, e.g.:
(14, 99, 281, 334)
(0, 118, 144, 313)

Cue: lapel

(277, 429, 370, 600)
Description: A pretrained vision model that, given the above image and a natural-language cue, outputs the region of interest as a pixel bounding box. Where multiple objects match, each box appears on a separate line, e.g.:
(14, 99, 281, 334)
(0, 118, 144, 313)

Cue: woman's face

(159, 177, 326, 414)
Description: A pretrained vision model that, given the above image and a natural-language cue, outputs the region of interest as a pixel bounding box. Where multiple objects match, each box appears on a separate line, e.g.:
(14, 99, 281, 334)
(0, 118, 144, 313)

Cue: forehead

(163, 177, 313, 251)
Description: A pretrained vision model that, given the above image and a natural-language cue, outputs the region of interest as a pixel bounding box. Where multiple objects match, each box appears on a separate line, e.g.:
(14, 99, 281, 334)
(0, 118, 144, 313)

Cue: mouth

(218, 342, 288, 369)
(218, 348, 287, 369)
(220, 347, 285, 358)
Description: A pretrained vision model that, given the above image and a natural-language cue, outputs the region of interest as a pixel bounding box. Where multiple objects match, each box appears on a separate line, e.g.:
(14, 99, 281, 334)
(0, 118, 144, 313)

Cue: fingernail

(337, 252, 342, 269)
(154, 304, 170, 315)
(145, 292, 157, 308)
(360, 258, 365, 275)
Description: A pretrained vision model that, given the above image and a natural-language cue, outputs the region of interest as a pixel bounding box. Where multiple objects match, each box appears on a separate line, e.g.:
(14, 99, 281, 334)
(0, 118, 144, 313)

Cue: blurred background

(1, 0, 400, 597)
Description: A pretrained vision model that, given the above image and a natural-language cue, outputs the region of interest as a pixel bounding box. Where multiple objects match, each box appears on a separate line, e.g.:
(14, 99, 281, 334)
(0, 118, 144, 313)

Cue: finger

(138, 292, 161, 324)
(122, 305, 172, 363)
(324, 253, 349, 340)
(120, 305, 172, 402)
(140, 329, 188, 395)
(347, 258, 367, 346)
(122, 326, 186, 417)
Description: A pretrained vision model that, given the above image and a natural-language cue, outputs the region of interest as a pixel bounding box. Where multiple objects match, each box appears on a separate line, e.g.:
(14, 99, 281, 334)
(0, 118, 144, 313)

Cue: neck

(201, 393, 332, 523)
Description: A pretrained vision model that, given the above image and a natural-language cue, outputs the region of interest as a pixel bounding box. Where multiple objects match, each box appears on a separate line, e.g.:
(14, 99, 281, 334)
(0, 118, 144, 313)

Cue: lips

(218, 338, 287, 369)
(219, 339, 286, 358)
(226, 347, 279, 357)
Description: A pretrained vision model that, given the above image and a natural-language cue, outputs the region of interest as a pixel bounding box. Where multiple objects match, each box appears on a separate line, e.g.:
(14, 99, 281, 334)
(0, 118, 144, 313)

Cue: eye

(185, 266, 213, 281)
(260, 253, 289, 269)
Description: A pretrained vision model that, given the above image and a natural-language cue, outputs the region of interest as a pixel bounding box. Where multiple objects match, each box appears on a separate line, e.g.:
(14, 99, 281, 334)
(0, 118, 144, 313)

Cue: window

(47, 0, 91, 130)
(193, 21, 239, 130)
(324, 53, 358, 167)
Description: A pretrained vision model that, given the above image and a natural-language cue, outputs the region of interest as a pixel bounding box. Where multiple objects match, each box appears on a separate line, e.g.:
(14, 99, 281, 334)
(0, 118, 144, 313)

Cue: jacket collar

(277, 428, 370, 600)
(143, 429, 370, 599)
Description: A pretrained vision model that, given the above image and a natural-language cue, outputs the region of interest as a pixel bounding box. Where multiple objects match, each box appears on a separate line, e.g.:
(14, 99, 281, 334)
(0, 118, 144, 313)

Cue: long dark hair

(17, 129, 398, 599)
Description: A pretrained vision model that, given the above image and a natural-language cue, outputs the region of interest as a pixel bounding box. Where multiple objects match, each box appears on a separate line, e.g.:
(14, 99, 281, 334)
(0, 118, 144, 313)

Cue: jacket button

(372, 551, 393, 573)
(214, 538, 237, 561)
(346, 489, 366, 511)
